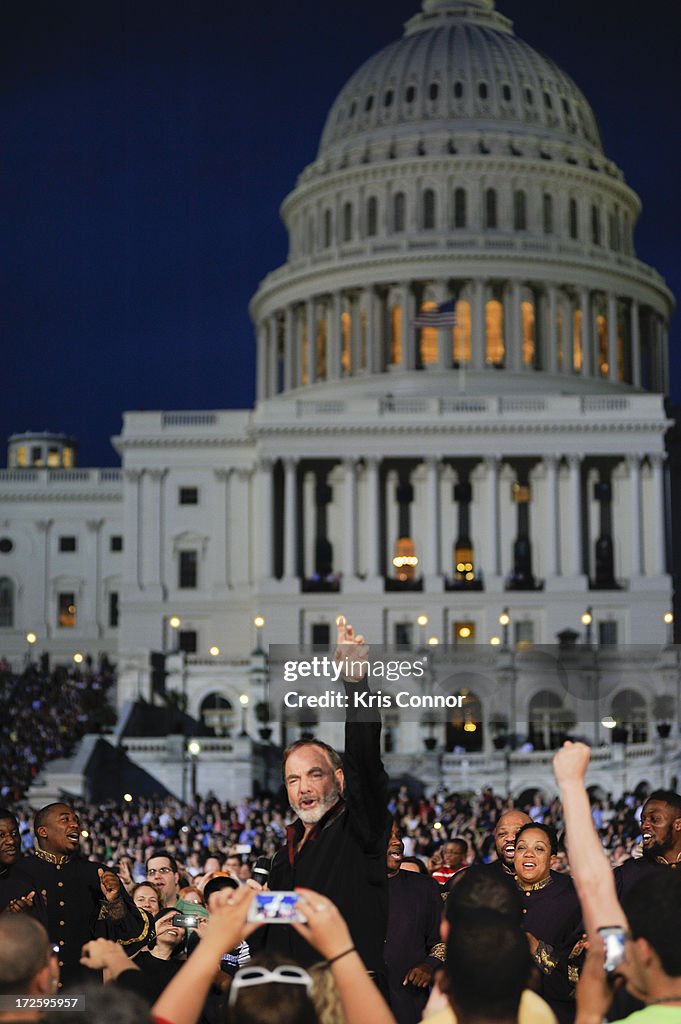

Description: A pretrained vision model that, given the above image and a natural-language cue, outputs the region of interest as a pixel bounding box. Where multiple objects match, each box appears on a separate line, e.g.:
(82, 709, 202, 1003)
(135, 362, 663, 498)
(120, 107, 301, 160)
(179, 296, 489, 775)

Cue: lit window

(596, 314, 608, 376)
(316, 317, 327, 379)
(341, 311, 351, 374)
(521, 300, 535, 366)
(455, 621, 475, 645)
(31, 447, 43, 467)
(453, 300, 471, 364)
(390, 305, 402, 365)
(58, 593, 76, 628)
(514, 621, 534, 649)
(392, 537, 418, 582)
(485, 300, 504, 366)
(179, 550, 198, 589)
(573, 310, 583, 372)
(454, 545, 475, 584)
(15, 447, 26, 468)
(47, 447, 60, 467)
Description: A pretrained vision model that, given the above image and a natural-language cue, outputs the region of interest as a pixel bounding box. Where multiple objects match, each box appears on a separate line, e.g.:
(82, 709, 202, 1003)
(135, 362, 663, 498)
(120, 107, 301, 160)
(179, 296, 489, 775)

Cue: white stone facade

(0, 0, 677, 799)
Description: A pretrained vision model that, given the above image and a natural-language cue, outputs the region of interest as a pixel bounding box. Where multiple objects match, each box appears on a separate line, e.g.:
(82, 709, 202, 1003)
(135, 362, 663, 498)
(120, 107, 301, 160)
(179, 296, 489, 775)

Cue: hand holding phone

(246, 891, 307, 924)
(598, 926, 627, 973)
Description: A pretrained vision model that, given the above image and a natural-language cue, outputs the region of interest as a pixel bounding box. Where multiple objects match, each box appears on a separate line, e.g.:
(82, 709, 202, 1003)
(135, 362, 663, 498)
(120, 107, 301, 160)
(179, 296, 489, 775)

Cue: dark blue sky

(3, 0, 679, 466)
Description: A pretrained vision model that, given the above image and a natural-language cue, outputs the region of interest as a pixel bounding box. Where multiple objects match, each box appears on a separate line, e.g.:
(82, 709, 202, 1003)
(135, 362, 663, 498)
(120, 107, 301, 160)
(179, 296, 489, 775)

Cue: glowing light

(123, 793, 133, 803)
(664, 612, 674, 625)
(427, 636, 439, 646)
(209, 646, 220, 657)
(499, 612, 510, 627)
(416, 614, 429, 627)
(459, 626, 471, 639)
(25, 632, 37, 645)
(169, 616, 181, 629)
(394, 555, 419, 567)
(581, 611, 592, 626)
(80, 830, 89, 838)
(433, 821, 442, 830)
(490, 636, 501, 646)
(465, 572, 475, 581)
(73, 652, 84, 664)
(188, 741, 201, 756)
(253, 616, 265, 629)
(239, 694, 249, 707)
(601, 716, 617, 729)
(463, 722, 477, 732)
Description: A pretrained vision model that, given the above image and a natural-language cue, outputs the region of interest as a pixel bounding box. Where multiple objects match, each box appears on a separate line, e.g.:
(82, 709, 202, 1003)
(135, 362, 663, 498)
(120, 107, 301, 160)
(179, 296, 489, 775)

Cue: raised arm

(552, 742, 626, 939)
(294, 888, 396, 1024)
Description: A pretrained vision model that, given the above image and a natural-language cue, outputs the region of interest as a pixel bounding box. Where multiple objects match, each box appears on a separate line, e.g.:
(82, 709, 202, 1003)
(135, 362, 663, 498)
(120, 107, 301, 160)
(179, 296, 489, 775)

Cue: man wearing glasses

(145, 853, 181, 908)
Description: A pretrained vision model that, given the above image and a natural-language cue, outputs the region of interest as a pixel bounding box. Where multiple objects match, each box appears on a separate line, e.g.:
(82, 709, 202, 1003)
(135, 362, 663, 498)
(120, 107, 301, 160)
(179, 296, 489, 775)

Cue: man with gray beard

(261, 617, 390, 983)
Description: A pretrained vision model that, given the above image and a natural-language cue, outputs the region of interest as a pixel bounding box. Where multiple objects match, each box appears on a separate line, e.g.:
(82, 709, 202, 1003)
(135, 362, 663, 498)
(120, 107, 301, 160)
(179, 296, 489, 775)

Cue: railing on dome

(161, 412, 218, 427)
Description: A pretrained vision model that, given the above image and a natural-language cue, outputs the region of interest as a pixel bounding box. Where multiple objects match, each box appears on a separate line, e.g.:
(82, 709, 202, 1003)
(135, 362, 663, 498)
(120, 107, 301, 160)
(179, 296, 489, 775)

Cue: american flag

(412, 300, 457, 329)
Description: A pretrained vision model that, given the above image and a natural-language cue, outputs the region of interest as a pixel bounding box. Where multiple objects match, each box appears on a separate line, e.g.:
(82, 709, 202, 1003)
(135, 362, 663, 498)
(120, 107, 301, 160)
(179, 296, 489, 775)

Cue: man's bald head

(0, 915, 53, 995)
(493, 810, 532, 869)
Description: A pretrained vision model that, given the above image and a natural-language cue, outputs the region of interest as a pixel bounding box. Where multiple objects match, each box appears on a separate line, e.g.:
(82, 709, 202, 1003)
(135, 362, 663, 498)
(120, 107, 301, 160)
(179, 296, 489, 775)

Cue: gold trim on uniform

(429, 942, 446, 962)
(656, 852, 681, 867)
(514, 874, 552, 894)
(533, 940, 558, 975)
(34, 849, 72, 867)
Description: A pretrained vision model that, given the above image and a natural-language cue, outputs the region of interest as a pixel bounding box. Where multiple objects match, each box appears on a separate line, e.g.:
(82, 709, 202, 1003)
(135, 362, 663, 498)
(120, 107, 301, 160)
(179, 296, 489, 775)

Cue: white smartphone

(598, 926, 627, 973)
(246, 890, 307, 924)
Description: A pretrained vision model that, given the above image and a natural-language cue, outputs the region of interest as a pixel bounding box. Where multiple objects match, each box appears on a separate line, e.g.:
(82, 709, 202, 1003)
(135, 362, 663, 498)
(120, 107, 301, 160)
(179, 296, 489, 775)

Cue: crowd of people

(0, 621, 680, 1024)
(0, 658, 116, 802)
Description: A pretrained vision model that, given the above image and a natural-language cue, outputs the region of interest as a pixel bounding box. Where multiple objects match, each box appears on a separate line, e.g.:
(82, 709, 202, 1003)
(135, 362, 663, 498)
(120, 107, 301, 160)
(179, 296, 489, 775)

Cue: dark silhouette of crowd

(0, 657, 116, 802)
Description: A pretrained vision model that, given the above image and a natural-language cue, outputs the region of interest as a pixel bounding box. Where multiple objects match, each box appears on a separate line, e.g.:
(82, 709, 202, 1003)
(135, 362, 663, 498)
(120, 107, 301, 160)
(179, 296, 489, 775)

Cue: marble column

(565, 456, 582, 576)
(630, 299, 641, 388)
(328, 291, 342, 381)
(648, 454, 667, 576)
(579, 288, 591, 377)
(400, 282, 415, 370)
(607, 292, 618, 382)
(141, 469, 166, 598)
(306, 299, 316, 385)
(268, 314, 279, 394)
(284, 305, 294, 391)
(365, 288, 377, 374)
(256, 323, 268, 401)
(213, 469, 231, 590)
(472, 279, 486, 370)
(627, 456, 643, 577)
(84, 519, 103, 636)
(123, 469, 143, 595)
(546, 285, 558, 373)
(485, 457, 500, 578)
(256, 459, 274, 582)
(544, 457, 559, 576)
(365, 457, 381, 579)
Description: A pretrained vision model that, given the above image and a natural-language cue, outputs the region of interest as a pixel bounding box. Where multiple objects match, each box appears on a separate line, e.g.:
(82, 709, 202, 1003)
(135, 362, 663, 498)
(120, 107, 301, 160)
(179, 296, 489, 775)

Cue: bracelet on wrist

(327, 946, 356, 966)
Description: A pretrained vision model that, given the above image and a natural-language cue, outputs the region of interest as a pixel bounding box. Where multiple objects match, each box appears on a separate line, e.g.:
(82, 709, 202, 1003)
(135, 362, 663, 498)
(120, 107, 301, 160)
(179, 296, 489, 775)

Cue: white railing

(161, 412, 218, 427)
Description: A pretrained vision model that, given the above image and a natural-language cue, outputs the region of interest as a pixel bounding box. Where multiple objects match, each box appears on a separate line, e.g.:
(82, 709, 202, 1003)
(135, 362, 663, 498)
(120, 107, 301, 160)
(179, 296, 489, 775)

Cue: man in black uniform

(264, 617, 390, 983)
(487, 809, 531, 876)
(0, 808, 46, 924)
(21, 802, 149, 987)
(614, 788, 681, 902)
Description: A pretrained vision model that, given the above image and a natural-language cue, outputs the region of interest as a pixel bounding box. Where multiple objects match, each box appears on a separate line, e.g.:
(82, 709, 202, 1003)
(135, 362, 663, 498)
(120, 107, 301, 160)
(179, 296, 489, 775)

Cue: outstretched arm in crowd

(294, 889, 396, 1024)
(152, 886, 257, 1024)
(552, 742, 626, 940)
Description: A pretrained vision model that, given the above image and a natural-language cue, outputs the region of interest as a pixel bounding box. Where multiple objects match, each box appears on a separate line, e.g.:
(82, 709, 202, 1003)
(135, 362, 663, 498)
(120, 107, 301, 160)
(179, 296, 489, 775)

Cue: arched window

(392, 537, 418, 582)
(366, 196, 378, 237)
(485, 299, 504, 365)
(393, 192, 406, 232)
(390, 304, 402, 364)
(484, 188, 497, 229)
(446, 690, 483, 752)
(528, 691, 575, 750)
(572, 309, 583, 372)
(453, 300, 471, 364)
(418, 301, 438, 365)
(521, 300, 535, 366)
(200, 694, 235, 736)
(316, 315, 327, 380)
(323, 209, 332, 248)
(423, 188, 436, 229)
(542, 193, 553, 234)
(513, 190, 527, 230)
(454, 188, 466, 228)
(591, 204, 601, 246)
(596, 313, 608, 376)
(569, 198, 579, 239)
(0, 578, 13, 628)
(343, 202, 353, 242)
(300, 321, 310, 386)
(341, 311, 351, 375)
(611, 689, 648, 743)
(306, 216, 315, 253)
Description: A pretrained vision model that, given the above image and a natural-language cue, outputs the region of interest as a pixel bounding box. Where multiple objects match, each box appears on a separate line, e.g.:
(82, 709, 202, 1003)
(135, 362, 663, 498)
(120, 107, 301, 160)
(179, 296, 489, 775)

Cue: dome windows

(365, 94, 374, 112)
(366, 196, 378, 237)
(502, 84, 512, 102)
(542, 193, 554, 234)
(323, 209, 333, 248)
(405, 84, 416, 104)
(524, 87, 534, 105)
(543, 91, 553, 110)
(453, 81, 464, 99)
(343, 202, 353, 242)
(591, 204, 602, 246)
(478, 81, 488, 100)
(393, 192, 406, 233)
(484, 188, 498, 229)
(569, 198, 579, 240)
(513, 190, 527, 231)
(429, 82, 439, 101)
(454, 188, 466, 229)
(383, 88, 394, 108)
(422, 189, 436, 230)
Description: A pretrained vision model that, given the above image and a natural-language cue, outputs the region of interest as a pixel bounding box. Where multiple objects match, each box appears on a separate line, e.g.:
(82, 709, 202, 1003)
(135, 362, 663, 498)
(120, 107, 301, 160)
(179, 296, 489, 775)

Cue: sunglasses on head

(228, 964, 313, 1008)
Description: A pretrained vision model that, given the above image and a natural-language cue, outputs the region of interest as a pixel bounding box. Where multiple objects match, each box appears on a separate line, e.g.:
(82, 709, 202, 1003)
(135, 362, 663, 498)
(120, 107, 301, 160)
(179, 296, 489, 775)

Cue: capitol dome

(319, 0, 603, 164)
(251, 0, 672, 403)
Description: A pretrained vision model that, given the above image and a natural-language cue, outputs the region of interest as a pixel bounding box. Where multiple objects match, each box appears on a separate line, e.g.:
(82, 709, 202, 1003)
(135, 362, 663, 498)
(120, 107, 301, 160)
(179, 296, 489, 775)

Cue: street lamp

(490, 635, 501, 647)
(416, 614, 428, 648)
(169, 616, 181, 652)
(664, 611, 674, 646)
(239, 693, 249, 736)
(253, 616, 265, 654)
(581, 607, 593, 647)
(25, 631, 37, 667)
(209, 645, 220, 657)
(427, 636, 439, 646)
(73, 652, 84, 665)
(499, 609, 510, 649)
(188, 740, 201, 798)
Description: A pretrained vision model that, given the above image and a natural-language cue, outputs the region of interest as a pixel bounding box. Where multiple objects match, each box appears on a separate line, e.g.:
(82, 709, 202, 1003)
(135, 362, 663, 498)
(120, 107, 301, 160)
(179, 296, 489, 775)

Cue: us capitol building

(2, 0, 678, 803)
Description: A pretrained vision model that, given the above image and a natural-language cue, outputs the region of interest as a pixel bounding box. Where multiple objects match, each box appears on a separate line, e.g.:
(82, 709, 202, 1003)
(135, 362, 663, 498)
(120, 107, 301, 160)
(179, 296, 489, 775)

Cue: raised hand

(553, 741, 591, 787)
(98, 867, 121, 902)
(333, 615, 369, 684)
